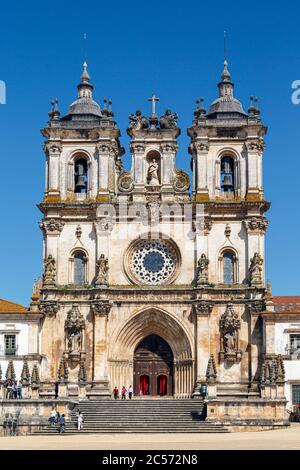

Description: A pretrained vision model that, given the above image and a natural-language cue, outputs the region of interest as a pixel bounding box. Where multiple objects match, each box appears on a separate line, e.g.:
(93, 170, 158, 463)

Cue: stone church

(0, 59, 288, 428)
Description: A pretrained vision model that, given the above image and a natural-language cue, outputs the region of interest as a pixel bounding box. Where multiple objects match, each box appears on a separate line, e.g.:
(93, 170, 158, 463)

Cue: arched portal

(108, 308, 194, 398)
(134, 334, 173, 397)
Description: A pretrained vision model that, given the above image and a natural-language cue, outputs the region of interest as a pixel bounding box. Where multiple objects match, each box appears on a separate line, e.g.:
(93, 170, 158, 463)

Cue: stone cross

(147, 94, 159, 115)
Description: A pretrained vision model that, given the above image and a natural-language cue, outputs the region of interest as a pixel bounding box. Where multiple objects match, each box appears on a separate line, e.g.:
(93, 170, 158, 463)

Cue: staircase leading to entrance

(34, 399, 229, 434)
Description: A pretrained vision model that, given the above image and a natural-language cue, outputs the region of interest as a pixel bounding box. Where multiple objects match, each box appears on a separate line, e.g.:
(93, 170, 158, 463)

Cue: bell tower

(188, 60, 270, 394)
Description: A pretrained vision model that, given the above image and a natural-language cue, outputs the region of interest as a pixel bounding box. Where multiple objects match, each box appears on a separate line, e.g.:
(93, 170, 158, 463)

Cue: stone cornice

(261, 312, 300, 322)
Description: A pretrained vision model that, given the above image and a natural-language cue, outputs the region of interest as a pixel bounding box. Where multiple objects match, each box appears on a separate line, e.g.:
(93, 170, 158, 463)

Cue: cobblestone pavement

(0, 424, 300, 450)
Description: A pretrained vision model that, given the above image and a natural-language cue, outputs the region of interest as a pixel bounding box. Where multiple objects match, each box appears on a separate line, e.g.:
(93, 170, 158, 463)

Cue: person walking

(77, 411, 84, 431)
(121, 385, 127, 400)
(112, 386, 119, 400)
(128, 385, 133, 400)
(59, 414, 65, 433)
(17, 381, 22, 399)
(50, 409, 56, 426)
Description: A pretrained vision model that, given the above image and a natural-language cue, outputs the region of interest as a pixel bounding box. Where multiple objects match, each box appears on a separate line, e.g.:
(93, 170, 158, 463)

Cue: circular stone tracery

(129, 240, 178, 285)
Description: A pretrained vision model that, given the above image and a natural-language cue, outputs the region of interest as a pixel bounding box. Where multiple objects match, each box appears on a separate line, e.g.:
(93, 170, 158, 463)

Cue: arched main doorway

(133, 334, 173, 397)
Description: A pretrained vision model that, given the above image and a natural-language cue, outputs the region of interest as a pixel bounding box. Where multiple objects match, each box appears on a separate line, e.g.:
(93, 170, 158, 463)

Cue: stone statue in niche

(219, 303, 242, 362)
(65, 304, 85, 359)
(94, 254, 109, 287)
(249, 252, 264, 287)
(147, 159, 160, 185)
(43, 254, 56, 286)
(160, 109, 178, 129)
(196, 254, 209, 286)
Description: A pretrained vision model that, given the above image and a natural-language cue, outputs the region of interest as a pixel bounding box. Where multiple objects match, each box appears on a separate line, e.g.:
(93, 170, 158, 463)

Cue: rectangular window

(289, 334, 300, 354)
(4, 335, 16, 356)
(292, 385, 300, 405)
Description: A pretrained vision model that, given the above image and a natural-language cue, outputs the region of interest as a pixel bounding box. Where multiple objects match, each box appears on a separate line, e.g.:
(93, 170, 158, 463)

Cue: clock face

(130, 240, 177, 285)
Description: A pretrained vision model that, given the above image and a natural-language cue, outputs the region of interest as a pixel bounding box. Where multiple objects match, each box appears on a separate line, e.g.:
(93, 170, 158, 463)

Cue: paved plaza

(0, 425, 300, 450)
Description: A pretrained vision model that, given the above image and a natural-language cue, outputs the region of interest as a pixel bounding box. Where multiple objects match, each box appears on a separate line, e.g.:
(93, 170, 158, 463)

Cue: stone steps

(33, 399, 229, 434)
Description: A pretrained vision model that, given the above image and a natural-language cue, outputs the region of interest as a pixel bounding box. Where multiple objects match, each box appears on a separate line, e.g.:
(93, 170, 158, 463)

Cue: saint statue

(43, 254, 56, 286)
(95, 254, 109, 287)
(196, 253, 209, 286)
(147, 159, 160, 185)
(249, 252, 264, 287)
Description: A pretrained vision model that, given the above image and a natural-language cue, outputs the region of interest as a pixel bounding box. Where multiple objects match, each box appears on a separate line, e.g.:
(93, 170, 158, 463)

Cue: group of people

(3, 413, 19, 436)
(48, 409, 84, 433)
(4, 379, 22, 399)
(48, 409, 66, 433)
(112, 385, 133, 400)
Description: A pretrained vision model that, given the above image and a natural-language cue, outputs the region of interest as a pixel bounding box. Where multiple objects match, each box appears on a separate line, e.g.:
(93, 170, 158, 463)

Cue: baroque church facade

(36, 59, 269, 397)
(1, 58, 288, 427)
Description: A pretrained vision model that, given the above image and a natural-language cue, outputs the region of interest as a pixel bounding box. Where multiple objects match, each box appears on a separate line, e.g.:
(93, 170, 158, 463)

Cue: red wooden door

(133, 335, 173, 396)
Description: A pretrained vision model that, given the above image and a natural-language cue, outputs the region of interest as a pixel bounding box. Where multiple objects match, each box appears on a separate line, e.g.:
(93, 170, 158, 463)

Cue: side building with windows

(0, 299, 40, 383)
(262, 296, 300, 409)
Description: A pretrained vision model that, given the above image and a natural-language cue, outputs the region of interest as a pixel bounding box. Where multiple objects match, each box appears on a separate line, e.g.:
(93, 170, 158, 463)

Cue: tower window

(73, 251, 87, 285)
(74, 158, 88, 194)
(221, 156, 234, 192)
(223, 251, 235, 284)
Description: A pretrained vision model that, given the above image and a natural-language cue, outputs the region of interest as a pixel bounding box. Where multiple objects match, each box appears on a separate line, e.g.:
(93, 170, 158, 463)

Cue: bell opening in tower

(221, 156, 234, 193)
(74, 158, 88, 194)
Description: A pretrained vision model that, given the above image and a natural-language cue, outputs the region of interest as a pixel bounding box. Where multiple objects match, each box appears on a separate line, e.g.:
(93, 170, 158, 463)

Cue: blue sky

(0, 0, 299, 305)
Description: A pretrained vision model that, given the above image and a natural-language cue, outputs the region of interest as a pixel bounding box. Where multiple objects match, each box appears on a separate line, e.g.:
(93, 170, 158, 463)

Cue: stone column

(97, 143, 110, 199)
(161, 143, 176, 201)
(90, 301, 112, 397)
(193, 301, 213, 395)
(249, 303, 263, 388)
(131, 143, 146, 202)
(38, 302, 60, 382)
(45, 142, 62, 197)
(194, 141, 209, 200)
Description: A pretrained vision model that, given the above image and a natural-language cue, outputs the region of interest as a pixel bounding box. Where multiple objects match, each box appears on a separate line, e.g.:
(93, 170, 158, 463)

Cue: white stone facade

(28, 59, 276, 404)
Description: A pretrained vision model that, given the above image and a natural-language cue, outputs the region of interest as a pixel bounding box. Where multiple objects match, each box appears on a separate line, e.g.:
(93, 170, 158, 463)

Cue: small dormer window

(74, 158, 88, 194)
(221, 156, 234, 192)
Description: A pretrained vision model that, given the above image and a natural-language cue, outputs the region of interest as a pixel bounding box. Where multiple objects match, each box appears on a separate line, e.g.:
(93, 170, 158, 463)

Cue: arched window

(74, 158, 88, 194)
(221, 156, 234, 193)
(73, 251, 87, 285)
(223, 251, 235, 284)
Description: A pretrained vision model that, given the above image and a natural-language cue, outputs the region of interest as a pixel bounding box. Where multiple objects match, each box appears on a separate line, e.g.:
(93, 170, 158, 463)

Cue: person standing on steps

(77, 411, 84, 431)
(128, 385, 133, 400)
(121, 385, 127, 400)
(112, 386, 119, 399)
(59, 414, 65, 433)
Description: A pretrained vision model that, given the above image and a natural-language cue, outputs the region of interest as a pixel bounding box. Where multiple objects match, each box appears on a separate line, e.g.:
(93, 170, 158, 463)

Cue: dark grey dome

(206, 61, 248, 120)
(207, 95, 247, 117)
(67, 96, 102, 117)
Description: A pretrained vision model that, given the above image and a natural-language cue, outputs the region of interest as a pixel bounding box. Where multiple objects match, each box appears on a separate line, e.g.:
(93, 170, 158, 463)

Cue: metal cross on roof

(147, 94, 159, 115)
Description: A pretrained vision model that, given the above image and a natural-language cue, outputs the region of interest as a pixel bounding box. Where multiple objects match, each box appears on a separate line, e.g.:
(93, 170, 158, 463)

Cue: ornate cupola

(61, 62, 102, 122)
(40, 61, 124, 205)
(206, 60, 247, 121)
(188, 59, 268, 203)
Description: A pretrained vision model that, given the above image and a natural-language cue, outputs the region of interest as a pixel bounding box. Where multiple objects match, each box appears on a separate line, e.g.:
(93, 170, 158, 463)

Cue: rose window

(129, 240, 177, 285)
